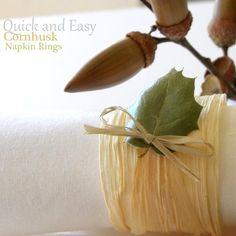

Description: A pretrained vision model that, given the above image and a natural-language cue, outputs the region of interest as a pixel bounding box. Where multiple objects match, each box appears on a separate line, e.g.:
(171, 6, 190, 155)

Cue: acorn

(150, 0, 192, 41)
(64, 32, 157, 92)
(201, 56, 236, 96)
(208, 0, 236, 47)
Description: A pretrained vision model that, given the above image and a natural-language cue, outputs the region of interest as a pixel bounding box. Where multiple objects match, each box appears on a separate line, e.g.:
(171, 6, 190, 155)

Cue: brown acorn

(150, 0, 192, 41)
(208, 0, 236, 47)
(201, 56, 236, 96)
(64, 32, 157, 92)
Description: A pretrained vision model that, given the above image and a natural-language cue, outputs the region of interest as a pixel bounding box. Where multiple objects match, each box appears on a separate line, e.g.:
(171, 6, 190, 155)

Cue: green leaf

(126, 68, 203, 153)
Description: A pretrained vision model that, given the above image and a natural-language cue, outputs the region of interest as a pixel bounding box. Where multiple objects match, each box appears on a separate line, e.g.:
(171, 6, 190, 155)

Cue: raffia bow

(84, 106, 213, 182)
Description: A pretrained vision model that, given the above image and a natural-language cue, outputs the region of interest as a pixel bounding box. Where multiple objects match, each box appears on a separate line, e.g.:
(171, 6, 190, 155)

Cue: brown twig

(153, 37, 171, 44)
(178, 38, 236, 96)
(148, 25, 158, 35)
(222, 46, 228, 56)
(153, 36, 236, 97)
(140, 0, 153, 12)
(140, 0, 236, 97)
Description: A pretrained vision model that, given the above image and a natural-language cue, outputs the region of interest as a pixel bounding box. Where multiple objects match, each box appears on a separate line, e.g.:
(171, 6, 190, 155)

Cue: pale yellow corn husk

(100, 94, 226, 236)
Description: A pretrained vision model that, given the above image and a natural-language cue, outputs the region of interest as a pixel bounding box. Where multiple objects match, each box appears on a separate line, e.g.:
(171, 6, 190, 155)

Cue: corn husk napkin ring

(85, 106, 213, 182)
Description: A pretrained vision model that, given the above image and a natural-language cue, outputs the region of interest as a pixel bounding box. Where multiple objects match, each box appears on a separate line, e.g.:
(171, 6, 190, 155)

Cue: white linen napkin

(0, 106, 235, 236)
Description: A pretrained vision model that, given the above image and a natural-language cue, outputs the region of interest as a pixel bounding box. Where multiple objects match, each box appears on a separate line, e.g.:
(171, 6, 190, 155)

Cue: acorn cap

(64, 32, 157, 92)
(156, 11, 193, 41)
(208, 18, 236, 47)
(208, 0, 236, 47)
(126, 32, 157, 67)
(150, 0, 192, 40)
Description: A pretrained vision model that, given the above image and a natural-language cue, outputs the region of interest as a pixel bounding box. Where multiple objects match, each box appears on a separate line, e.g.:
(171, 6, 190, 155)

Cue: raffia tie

(84, 106, 213, 182)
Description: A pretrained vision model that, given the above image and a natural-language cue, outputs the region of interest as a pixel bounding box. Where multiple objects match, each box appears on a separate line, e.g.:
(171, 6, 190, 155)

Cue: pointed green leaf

(126, 68, 203, 153)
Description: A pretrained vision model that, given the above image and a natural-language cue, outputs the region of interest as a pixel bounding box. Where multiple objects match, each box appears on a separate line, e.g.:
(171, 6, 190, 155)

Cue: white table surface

(0, 2, 236, 236)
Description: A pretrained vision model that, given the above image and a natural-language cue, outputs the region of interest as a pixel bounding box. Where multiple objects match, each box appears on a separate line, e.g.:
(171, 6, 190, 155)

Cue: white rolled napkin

(0, 111, 108, 236)
(0, 106, 235, 236)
